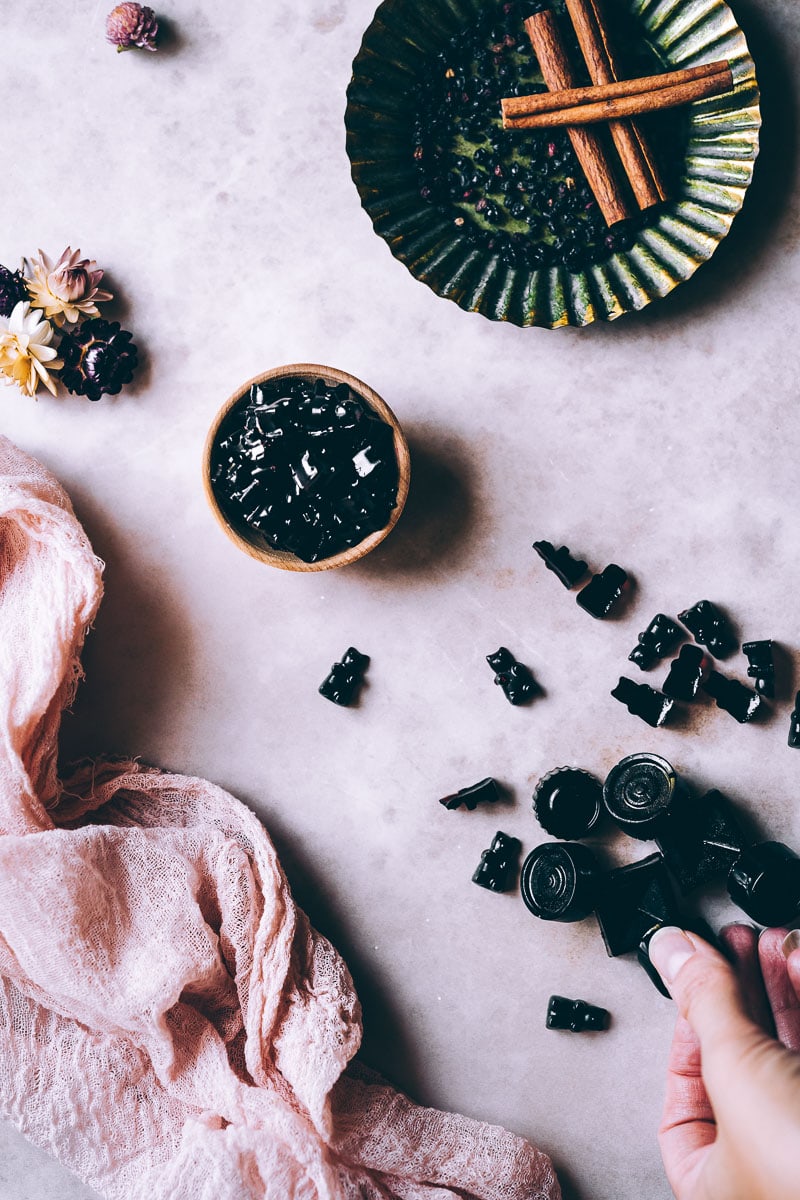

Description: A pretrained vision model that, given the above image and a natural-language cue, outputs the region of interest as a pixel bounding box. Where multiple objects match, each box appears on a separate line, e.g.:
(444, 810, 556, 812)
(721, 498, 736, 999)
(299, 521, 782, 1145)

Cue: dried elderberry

(546, 995, 609, 1032)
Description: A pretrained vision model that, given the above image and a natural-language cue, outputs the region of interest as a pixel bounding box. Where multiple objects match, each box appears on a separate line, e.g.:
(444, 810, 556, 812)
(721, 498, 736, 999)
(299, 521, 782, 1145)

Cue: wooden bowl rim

(202, 362, 411, 572)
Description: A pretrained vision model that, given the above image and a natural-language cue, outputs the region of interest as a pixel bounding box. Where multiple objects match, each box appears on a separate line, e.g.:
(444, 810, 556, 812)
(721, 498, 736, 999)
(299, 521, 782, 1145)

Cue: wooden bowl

(202, 363, 411, 572)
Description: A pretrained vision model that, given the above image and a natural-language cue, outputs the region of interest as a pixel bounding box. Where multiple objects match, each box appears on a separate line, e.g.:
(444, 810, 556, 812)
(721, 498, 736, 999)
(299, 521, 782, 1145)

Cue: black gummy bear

(611, 677, 674, 728)
(595, 853, 679, 957)
(486, 647, 540, 705)
(439, 777, 501, 811)
(728, 842, 800, 927)
(678, 600, 737, 658)
(318, 647, 370, 706)
(546, 995, 609, 1032)
(790, 692, 800, 748)
(472, 831, 522, 893)
(520, 841, 600, 922)
(532, 540, 588, 589)
(703, 670, 763, 723)
(532, 767, 603, 840)
(742, 639, 775, 698)
(576, 564, 628, 619)
(657, 789, 747, 893)
(628, 614, 683, 671)
(662, 644, 706, 702)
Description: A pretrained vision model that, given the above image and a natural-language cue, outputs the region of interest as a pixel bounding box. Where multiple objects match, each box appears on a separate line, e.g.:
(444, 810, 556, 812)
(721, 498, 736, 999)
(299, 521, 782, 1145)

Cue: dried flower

(0, 265, 28, 318)
(59, 318, 138, 401)
(25, 247, 113, 327)
(0, 302, 63, 397)
(106, 3, 159, 52)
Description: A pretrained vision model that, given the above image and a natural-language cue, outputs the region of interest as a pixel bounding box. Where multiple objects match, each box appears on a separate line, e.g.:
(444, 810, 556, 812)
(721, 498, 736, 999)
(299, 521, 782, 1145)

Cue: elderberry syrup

(210, 376, 399, 564)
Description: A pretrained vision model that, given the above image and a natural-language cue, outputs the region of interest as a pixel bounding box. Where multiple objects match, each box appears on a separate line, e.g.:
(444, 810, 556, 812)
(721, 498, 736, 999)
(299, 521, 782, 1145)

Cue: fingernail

(782, 930, 800, 959)
(649, 927, 696, 984)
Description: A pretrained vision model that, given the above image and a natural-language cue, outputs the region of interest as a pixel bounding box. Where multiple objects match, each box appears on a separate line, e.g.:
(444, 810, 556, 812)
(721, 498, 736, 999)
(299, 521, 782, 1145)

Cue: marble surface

(1, 1, 800, 1197)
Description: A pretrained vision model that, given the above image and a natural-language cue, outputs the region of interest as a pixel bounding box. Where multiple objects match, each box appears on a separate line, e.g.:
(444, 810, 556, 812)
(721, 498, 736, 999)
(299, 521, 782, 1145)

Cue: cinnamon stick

(564, 0, 666, 208)
(503, 68, 734, 129)
(523, 10, 631, 226)
(501, 60, 731, 120)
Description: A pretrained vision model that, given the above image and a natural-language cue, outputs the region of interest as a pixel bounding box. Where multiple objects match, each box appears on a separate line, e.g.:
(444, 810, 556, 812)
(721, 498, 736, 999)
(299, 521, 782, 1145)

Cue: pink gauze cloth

(0, 436, 561, 1200)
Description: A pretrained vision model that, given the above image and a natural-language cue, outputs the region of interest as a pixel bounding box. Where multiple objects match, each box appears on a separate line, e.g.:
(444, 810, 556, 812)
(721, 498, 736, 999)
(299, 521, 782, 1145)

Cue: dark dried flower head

(106, 3, 159, 52)
(59, 318, 138, 401)
(0, 265, 28, 318)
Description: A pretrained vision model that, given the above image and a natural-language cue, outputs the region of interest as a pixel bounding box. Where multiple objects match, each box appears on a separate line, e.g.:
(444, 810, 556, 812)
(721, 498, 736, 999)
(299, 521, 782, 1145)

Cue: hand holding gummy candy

(651, 924, 800, 1200)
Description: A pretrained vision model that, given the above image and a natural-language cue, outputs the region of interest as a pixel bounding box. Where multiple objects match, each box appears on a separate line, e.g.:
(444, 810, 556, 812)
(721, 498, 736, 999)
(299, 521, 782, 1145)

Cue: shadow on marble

(153, 15, 186, 58)
(57, 485, 194, 764)
(256, 805, 430, 1102)
(352, 423, 480, 581)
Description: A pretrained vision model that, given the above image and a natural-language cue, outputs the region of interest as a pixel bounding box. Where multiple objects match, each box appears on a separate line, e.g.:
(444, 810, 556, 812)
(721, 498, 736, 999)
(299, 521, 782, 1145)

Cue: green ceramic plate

(345, 0, 760, 327)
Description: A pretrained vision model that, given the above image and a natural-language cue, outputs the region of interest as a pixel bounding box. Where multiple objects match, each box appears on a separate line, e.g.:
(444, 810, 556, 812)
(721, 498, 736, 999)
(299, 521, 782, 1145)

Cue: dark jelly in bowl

(204, 365, 410, 571)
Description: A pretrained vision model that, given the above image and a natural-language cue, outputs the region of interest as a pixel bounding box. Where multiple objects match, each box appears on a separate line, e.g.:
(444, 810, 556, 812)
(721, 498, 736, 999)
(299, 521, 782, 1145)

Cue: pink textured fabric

(0, 436, 561, 1200)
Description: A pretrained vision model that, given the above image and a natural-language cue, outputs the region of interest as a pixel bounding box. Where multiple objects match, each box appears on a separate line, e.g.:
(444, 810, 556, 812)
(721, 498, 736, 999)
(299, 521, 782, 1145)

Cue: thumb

(649, 926, 767, 1087)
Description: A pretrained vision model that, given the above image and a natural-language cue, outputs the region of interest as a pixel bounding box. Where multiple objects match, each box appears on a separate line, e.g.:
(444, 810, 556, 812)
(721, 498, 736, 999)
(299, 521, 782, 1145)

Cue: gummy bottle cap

(533, 768, 603, 840)
(520, 842, 599, 922)
(603, 753, 683, 839)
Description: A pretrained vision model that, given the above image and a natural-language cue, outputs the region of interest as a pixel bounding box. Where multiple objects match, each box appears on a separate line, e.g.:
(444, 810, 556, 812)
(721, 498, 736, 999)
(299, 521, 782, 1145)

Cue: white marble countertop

(1, 1, 799, 1197)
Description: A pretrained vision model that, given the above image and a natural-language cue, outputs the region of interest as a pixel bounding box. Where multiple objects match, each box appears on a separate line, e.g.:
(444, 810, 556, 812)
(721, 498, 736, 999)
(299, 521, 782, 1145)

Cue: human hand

(650, 924, 800, 1200)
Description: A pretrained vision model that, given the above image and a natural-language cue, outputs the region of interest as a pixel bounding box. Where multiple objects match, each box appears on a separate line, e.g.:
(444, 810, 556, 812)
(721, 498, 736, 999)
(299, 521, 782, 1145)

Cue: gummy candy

(628, 614, 683, 671)
(662, 645, 706, 702)
(727, 842, 800, 927)
(546, 995, 609, 1032)
(439, 777, 500, 811)
(611, 677, 674, 728)
(790, 693, 800, 749)
(319, 648, 369, 706)
(678, 600, 737, 658)
(742, 639, 775, 698)
(472, 831, 522, 892)
(532, 540, 588, 588)
(594, 853, 678, 957)
(486, 646, 540, 705)
(520, 841, 600, 922)
(657, 788, 746, 892)
(576, 564, 628, 619)
(532, 767, 602, 840)
(703, 670, 763, 723)
(603, 753, 688, 840)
